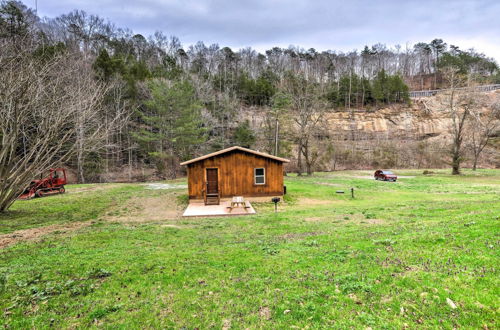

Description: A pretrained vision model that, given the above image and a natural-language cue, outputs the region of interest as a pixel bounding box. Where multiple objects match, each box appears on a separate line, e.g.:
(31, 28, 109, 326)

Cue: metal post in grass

(351, 187, 355, 198)
(272, 197, 280, 213)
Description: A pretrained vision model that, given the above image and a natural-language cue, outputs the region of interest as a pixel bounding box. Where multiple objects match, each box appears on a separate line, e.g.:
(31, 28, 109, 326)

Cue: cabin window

(254, 168, 265, 185)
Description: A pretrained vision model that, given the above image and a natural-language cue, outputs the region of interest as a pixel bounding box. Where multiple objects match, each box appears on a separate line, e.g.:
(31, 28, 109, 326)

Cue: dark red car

(374, 170, 397, 182)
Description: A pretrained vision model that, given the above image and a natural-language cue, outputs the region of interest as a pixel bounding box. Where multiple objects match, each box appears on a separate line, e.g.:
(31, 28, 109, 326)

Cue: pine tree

(134, 79, 206, 177)
(233, 120, 255, 148)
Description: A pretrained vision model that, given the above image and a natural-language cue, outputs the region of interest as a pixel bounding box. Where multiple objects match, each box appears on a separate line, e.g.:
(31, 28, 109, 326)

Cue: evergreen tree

(233, 120, 255, 148)
(0, 0, 32, 40)
(372, 69, 389, 103)
(93, 49, 123, 81)
(388, 75, 409, 103)
(327, 74, 374, 108)
(372, 70, 409, 104)
(236, 71, 277, 106)
(134, 79, 206, 177)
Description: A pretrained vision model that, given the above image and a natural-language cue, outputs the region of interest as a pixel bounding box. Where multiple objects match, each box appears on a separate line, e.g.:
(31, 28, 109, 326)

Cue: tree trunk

(347, 72, 352, 110)
(296, 142, 303, 176)
(77, 122, 86, 184)
(77, 151, 85, 183)
(451, 151, 461, 175)
(303, 143, 312, 176)
(128, 134, 133, 181)
(472, 154, 478, 171)
(274, 119, 279, 156)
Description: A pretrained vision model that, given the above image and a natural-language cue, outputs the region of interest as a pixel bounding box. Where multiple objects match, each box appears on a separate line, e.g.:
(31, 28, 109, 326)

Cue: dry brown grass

(0, 221, 91, 249)
(0, 191, 184, 248)
(104, 194, 183, 224)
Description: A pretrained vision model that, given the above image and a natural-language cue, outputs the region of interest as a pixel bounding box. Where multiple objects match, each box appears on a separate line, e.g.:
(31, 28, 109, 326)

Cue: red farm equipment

(18, 168, 67, 200)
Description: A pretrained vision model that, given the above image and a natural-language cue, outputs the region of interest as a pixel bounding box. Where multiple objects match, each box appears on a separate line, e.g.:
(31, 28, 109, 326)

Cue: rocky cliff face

(325, 89, 499, 142)
(247, 90, 500, 170)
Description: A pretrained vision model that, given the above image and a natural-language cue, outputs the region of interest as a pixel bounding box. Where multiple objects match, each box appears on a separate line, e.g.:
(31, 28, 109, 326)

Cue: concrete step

(205, 197, 219, 205)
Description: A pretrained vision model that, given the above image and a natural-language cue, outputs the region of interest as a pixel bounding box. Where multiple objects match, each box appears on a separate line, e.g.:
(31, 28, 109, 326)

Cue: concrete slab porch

(182, 199, 256, 217)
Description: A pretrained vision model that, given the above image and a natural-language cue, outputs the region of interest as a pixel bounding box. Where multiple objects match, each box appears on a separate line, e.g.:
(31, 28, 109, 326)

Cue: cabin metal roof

(180, 146, 290, 165)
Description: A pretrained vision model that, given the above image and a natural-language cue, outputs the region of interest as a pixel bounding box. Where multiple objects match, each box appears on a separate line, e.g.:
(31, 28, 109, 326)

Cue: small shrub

(358, 312, 377, 326)
(328, 250, 349, 262)
(68, 282, 95, 297)
(283, 193, 297, 204)
(86, 268, 112, 279)
(88, 305, 121, 320)
(335, 273, 372, 293)
(262, 246, 279, 255)
(0, 273, 6, 292)
(12, 278, 97, 306)
(176, 194, 189, 207)
(303, 240, 319, 247)
(14, 283, 63, 305)
(373, 239, 396, 246)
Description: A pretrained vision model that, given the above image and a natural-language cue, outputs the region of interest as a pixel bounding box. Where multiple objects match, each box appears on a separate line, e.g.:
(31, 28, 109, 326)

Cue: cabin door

(206, 168, 219, 194)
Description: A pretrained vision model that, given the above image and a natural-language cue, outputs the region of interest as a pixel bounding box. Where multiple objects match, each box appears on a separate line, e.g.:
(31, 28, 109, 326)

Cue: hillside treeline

(1, 1, 499, 183)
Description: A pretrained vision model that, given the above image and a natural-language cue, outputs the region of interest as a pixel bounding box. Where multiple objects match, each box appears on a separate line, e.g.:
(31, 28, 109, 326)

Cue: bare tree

(281, 73, 326, 175)
(439, 68, 471, 175)
(467, 100, 500, 170)
(0, 45, 123, 212)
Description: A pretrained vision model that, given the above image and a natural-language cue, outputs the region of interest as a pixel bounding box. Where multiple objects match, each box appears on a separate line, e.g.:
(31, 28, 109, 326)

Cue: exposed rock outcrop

(324, 89, 499, 142)
(246, 90, 500, 170)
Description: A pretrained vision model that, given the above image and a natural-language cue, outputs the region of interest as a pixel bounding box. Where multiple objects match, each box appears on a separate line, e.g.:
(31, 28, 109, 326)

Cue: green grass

(0, 170, 499, 328)
(0, 184, 146, 234)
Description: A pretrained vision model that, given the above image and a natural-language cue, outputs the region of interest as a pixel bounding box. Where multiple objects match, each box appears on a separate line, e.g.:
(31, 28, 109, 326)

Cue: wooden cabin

(180, 146, 289, 205)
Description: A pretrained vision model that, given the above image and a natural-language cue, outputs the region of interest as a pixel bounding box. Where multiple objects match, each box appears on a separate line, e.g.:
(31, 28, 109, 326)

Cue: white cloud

(28, 0, 500, 62)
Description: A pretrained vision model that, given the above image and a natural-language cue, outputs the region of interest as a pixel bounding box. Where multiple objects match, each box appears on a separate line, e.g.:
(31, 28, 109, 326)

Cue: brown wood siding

(187, 149, 284, 199)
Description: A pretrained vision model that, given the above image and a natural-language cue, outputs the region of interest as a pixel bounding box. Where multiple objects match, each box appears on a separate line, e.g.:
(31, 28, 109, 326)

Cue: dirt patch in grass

(0, 221, 91, 249)
(314, 182, 343, 187)
(341, 213, 387, 225)
(161, 224, 183, 229)
(360, 218, 386, 225)
(304, 216, 325, 222)
(105, 195, 182, 223)
(1, 193, 183, 248)
(298, 198, 332, 206)
(351, 175, 376, 180)
(280, 232, 321, 240)
(351, 175, 415, 180)
(258, 306, 271, 320)
(69, 184, 120, 194)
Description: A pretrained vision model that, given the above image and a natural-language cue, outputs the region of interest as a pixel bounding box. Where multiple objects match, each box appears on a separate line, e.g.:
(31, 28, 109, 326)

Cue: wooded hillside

(1, 0, 499, 184)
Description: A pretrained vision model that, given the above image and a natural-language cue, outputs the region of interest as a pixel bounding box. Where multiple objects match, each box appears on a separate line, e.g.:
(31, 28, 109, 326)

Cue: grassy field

(0, 169, 498, 328)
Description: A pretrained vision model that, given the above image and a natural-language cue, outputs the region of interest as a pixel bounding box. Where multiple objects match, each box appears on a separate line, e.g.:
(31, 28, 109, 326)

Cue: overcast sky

(25, 0, 500, 62)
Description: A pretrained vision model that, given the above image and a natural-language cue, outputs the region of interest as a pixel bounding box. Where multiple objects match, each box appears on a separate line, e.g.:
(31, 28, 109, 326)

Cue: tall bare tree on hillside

(467, 100, 500, 170)
(282, 73, 326, 175)
(439, 67, 471, 175)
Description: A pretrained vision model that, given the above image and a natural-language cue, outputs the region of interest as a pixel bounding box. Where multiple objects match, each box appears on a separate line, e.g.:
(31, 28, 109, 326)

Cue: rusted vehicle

(18, 168, 67, 200)
(374, 170, 397, 182)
